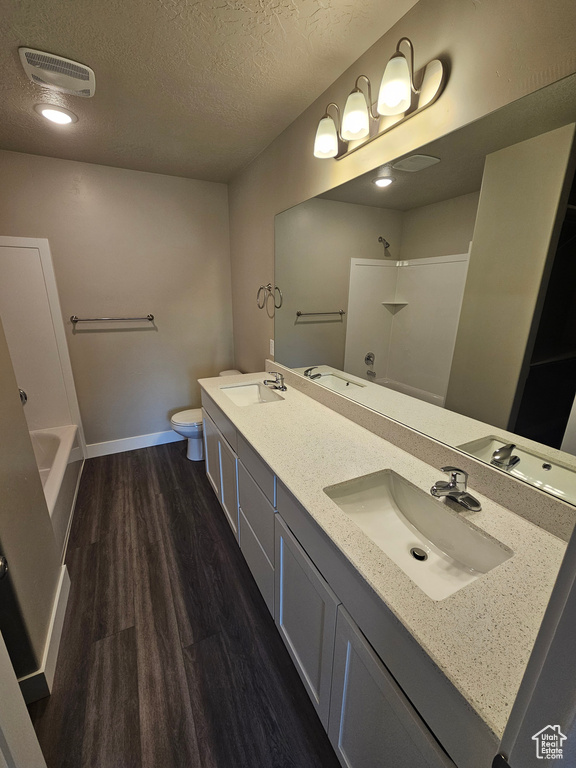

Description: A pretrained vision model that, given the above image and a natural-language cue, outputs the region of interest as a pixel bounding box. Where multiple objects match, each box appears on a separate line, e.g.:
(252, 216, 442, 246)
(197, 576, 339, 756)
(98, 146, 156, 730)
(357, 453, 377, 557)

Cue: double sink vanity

(199, 370, 567, 768)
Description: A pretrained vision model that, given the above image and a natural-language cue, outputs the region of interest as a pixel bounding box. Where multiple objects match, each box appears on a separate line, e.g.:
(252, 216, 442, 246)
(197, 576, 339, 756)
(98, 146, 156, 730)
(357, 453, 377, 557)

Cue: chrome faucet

(263, 371, 287, 391)
(304, 367, 322, 380)
(491, 443, 520, 470)
(430, 466, 482, 512)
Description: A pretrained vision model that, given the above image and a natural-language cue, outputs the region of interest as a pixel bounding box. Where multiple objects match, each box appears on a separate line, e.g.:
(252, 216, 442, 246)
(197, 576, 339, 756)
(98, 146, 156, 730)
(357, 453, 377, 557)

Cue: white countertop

(292, 365, 576, 473)
(199, 372, 566, 741)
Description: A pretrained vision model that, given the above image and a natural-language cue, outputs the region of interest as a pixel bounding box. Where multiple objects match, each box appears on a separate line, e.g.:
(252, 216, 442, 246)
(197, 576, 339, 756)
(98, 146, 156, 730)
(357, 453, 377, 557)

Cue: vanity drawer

(239, 508, 274, 615)
(201, 392, 237, 452)
(238, 462, 275, 564)
(237, 433, 276, 505)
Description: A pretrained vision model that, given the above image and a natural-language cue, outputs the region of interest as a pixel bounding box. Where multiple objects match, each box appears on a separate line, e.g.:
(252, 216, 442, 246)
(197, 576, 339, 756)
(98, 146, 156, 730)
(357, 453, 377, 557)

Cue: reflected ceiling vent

(392, 154, 440, 172)
(18, 48, 95, 98)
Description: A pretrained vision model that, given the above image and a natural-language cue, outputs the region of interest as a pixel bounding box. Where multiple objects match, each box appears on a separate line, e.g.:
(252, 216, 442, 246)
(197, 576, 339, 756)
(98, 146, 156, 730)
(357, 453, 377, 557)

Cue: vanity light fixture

(34, 104, 78, 124)
(373, 177, 394, 188)
(313, 103, 341, 159)
(313, 37, 445, 160)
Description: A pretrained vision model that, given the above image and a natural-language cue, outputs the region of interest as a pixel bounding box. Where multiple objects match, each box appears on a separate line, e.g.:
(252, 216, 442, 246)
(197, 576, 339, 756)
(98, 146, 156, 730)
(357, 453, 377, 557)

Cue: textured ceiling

(0, 0, 417, 182)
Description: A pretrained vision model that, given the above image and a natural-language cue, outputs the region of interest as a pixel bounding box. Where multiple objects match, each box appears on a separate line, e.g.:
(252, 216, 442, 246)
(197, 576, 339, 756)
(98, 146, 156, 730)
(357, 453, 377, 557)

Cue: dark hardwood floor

(28, 443, 340, 768)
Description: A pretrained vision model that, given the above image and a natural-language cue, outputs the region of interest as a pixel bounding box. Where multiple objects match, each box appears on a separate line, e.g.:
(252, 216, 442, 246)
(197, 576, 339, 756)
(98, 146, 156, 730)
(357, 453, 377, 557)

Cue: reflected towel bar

(296, 310, 345, 317)
(71, 314, 154, 324)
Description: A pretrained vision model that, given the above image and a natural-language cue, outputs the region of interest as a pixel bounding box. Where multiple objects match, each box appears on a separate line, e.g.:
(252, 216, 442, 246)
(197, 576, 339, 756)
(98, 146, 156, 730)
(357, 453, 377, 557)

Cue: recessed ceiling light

(373, 177, 394, 188)
(34, 104, 78, 124)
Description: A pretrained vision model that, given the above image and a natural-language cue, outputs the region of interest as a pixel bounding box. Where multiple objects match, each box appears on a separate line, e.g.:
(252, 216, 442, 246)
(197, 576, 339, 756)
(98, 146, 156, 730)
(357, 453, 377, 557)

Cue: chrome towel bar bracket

(71, 314, 155, 324)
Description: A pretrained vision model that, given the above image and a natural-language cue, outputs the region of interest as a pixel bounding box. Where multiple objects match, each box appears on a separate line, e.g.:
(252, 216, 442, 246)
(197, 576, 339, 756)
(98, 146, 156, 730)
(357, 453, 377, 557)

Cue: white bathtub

(30, 425, 84, 561)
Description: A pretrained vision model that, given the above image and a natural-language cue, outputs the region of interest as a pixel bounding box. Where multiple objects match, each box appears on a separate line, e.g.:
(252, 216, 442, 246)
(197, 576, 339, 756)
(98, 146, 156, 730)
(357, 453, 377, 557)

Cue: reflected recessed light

(373, 177, 394, 188)
(34, 104, 78, 124)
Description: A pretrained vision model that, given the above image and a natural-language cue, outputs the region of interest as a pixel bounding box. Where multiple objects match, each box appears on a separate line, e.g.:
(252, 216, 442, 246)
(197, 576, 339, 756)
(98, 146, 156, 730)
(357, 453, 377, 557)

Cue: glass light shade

(313, 116, 339, 158)
(377, 54, 411, 115)
(341, 90, 370, 141)
(34, 104, 78, 124)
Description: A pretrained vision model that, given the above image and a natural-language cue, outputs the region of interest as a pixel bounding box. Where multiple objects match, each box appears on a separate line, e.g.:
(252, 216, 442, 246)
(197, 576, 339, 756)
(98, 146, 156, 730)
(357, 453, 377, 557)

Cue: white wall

(0, 151, 233, 447)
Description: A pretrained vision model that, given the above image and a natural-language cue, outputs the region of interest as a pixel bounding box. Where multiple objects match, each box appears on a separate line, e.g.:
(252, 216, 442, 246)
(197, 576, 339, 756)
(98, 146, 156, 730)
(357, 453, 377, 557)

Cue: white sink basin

(316, 372, 366, 393)
(324, 470, 512, 600)
(458, 435, 576, 505)
(220, 382, 284, 407)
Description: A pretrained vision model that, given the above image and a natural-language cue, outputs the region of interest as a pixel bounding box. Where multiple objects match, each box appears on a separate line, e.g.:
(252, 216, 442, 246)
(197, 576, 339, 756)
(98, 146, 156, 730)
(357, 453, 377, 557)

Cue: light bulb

(34, 104, 78, 124)
(313, 116, 338, 159)
(377, 54, 411, 116)
(373, 177, 394, 188)
(341, 90, 369, 141)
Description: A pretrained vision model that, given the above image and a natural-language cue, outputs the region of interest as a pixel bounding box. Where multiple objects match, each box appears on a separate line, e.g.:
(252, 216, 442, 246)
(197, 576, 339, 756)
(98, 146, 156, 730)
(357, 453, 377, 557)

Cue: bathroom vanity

(199, 372, 566, 768)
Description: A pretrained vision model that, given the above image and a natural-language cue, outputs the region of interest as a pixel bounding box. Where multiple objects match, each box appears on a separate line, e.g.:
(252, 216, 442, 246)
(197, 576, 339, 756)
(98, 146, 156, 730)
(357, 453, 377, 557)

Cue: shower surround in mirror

(345, 253, 469, 407)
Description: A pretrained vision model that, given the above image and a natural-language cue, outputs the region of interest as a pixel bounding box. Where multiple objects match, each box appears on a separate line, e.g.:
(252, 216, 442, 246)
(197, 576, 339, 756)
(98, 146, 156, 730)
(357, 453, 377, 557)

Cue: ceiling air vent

(18, 48, 95, 98)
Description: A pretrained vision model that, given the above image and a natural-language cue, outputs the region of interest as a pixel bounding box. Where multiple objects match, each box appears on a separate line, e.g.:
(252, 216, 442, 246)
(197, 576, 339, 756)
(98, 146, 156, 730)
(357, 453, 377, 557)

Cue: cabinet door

(275, 515, 339, 728)
(238, 463, 275, 563)
(329, 607, 455, 768)
(219, 437, 239, 541)
(239, 509, 274, 615)
(203, 412, 221, 501)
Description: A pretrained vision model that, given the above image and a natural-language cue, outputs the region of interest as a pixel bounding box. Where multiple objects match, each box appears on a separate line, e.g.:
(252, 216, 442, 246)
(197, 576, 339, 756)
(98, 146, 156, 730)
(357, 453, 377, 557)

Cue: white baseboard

(19, 565, 70, 704)
(86, 429, 184, 458)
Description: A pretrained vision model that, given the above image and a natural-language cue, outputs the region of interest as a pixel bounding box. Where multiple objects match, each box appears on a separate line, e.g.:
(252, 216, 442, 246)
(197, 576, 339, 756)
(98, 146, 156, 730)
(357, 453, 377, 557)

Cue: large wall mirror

(275, 73, 576, 506)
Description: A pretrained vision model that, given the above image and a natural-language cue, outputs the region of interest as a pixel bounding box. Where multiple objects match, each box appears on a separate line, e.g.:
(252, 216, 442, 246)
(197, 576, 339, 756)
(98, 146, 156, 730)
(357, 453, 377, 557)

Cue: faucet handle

(441, 466, 468, 490)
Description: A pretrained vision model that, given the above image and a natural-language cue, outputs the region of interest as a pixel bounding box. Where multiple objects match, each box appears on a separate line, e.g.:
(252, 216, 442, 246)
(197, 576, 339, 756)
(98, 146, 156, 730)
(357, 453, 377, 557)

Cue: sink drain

(410, 547, 428, 561)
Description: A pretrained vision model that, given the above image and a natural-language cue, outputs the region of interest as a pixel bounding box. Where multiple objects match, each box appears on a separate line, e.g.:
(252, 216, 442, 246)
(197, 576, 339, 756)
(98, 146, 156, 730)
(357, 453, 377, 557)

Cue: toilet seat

(171, 408, 203, 427)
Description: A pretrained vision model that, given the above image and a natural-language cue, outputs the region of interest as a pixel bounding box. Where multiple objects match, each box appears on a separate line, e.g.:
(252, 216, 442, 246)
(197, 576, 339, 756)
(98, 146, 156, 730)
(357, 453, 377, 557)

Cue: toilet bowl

(172, 370, 242, 460)
(170, 408, 204, 460)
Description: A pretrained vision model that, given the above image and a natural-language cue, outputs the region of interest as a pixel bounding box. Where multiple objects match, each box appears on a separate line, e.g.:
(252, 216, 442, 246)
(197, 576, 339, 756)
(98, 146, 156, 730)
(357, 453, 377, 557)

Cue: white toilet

(171, 370, 242, 460)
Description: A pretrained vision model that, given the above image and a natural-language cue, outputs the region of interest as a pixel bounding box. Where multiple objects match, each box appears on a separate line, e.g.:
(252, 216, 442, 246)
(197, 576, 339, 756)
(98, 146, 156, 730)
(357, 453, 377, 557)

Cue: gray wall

(0, 318, 60, 670)
(228, 0, 576, 373)
(275, 198, 403, 368)
(0, 151, 233, 447)
(446, 124, 576, 428)
(399, 192, 480, 261)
